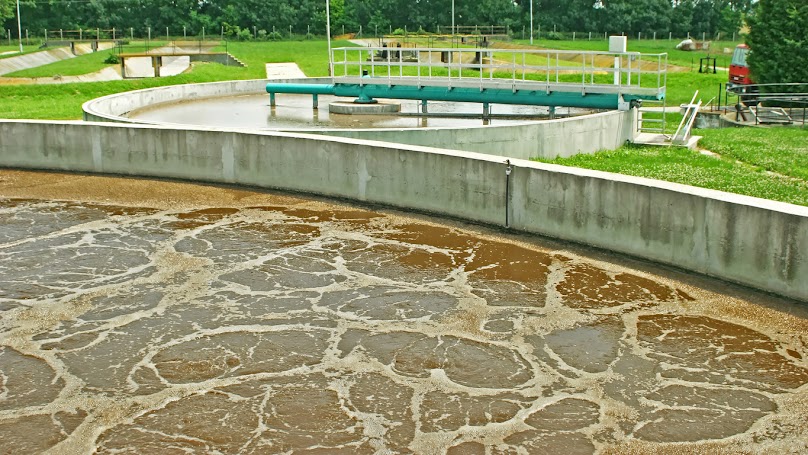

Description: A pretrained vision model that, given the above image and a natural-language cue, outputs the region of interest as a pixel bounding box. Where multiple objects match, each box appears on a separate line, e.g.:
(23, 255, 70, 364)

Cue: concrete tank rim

(12, 118, 808, 218)
(82, 77, 616, 134)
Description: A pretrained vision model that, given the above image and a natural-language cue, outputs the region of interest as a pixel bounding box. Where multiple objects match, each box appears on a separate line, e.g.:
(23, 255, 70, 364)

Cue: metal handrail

(331, 46, 667, 95)
(726, 83, 808, 126)
(673, 91, 700, 145)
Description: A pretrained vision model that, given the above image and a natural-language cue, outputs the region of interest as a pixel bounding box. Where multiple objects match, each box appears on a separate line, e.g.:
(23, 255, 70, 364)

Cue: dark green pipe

(266, 83, 336, 95)
(266, 82, 663, 110)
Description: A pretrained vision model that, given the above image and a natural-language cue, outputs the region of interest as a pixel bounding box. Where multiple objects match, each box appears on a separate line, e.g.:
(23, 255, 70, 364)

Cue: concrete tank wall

(1, 120, 806, 302)
(315, 109, 636, 160)
(81, 78, 637, 159)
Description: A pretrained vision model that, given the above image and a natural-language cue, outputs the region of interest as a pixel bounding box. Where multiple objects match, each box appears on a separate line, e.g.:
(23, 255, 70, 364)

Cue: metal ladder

(638, 97, 668, 137)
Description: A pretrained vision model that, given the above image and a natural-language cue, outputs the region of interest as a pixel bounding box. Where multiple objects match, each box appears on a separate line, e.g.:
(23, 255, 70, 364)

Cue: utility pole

(452, 0, 455, 41)
(530, 0, 533, 45)
(16, 0, 23, 53)
(326, 0, 333, 77)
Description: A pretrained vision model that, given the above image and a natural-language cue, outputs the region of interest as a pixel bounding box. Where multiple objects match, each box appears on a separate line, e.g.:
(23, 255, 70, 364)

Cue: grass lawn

(698, 127, 808, 181)
(0, 44, 39, 59)
(535, 126, 808, 206)
(0, 40, 350, 119)
(0, 39, 724, 117)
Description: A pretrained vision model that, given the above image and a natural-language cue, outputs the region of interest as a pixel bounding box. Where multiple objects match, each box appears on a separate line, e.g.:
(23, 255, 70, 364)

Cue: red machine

(729, 44, 753, 86)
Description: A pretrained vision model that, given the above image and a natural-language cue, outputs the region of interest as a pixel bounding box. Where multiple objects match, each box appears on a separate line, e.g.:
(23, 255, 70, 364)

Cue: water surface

(0, 170, 806, 454)
(128, 93, 572, 130)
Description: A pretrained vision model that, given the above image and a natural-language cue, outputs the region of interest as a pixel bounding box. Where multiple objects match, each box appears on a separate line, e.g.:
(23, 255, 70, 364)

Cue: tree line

(2, 0, 754, 40)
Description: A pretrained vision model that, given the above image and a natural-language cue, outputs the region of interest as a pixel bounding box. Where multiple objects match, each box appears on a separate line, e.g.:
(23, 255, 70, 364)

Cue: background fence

(3, 24, 744, 46)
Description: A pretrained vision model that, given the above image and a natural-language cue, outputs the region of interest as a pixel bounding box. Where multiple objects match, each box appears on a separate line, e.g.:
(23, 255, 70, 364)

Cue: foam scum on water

(0, 170, 806, 454)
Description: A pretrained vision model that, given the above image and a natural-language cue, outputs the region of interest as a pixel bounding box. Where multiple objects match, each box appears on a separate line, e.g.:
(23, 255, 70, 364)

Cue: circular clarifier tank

(126, 93, 580, 130)
(1, 170, 807, 454)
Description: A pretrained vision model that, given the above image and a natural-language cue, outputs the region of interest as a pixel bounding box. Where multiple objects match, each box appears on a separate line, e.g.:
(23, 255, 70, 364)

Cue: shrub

(238, 28, 253, 41)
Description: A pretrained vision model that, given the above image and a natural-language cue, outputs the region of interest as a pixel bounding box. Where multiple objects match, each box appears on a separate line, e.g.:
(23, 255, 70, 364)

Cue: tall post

(452, 0, 455, 44)
(326, 0, 333, 77)
(529, 0, 533, 44)
(16, 0, 23, 53)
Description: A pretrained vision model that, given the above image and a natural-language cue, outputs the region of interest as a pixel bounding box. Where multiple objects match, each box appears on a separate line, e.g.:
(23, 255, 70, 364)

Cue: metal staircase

(672, 91, 701, 146)
(747, 105, 793, 125)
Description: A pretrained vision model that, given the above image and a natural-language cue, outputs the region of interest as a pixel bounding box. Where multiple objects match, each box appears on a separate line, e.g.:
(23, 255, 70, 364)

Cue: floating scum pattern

(0, 171, 807, 454)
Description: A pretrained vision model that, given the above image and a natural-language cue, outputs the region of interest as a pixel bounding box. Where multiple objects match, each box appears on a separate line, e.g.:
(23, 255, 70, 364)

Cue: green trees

(746, 0, 808, 84)
(597, 0, 674, 35)
(0, 0, 13, 24)
(0, 0, 759, 40)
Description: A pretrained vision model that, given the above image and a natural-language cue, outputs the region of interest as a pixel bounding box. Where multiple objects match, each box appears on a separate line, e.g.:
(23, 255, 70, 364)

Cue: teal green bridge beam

(266, 80, 665, 111)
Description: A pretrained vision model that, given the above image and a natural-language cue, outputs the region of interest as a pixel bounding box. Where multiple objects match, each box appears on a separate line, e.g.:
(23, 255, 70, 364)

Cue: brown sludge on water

(0, 169, 806, 454)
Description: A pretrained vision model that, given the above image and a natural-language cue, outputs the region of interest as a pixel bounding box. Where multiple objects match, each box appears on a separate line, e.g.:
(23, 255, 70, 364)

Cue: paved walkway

(123, 45, 198, 78)
(265, 62, 306, 79)
(124, 55, 191, 78)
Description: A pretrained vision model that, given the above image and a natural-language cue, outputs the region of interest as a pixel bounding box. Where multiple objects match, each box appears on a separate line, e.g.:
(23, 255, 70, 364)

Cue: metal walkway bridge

(266, 46, 668, 112)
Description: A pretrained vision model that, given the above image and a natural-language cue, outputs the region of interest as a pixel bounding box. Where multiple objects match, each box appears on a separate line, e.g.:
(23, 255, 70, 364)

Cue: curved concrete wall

(1, 120, 806, 302)
(82, 78, 637, 160)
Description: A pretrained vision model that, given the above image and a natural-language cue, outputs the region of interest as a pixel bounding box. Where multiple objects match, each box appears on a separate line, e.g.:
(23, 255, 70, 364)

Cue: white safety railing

(673, 91, 701, 145)
(331, 46, 667, 96)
